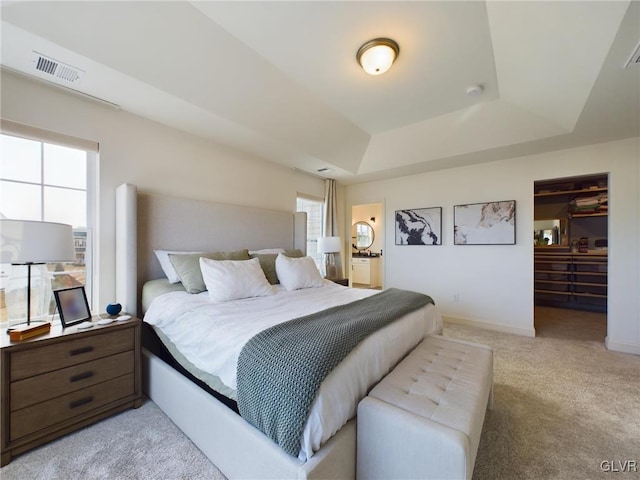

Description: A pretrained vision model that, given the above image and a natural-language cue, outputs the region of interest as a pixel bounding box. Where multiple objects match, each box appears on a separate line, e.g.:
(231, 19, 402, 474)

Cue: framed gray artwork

(454, 200, 516, 245)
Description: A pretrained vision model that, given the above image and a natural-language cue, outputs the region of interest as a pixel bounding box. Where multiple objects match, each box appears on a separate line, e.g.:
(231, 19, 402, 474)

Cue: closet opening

(533, 173, 608, 342)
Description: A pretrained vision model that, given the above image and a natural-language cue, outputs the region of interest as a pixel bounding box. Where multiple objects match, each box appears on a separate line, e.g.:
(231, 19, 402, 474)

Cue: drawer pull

(69, 396, 94, 409)
(69, 346, 94, 356)
(70, 371, 94, 383)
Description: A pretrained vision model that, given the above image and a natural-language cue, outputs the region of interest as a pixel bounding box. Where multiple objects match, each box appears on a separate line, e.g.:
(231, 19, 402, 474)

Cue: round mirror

(352, 221, 375, 250)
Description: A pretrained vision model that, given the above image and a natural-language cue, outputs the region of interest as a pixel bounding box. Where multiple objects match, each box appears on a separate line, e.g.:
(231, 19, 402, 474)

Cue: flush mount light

(356, 38, 399, 76)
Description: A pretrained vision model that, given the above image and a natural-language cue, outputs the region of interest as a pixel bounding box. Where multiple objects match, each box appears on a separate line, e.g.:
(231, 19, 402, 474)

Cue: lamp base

(324, 263, 339, 279)
(6, 319, 49, 334)
(8, 321, 51, 341)
(5, 264, 52, 326)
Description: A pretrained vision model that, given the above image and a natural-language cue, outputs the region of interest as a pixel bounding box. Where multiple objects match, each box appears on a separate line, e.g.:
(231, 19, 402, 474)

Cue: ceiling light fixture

(356, 38, 399, 76)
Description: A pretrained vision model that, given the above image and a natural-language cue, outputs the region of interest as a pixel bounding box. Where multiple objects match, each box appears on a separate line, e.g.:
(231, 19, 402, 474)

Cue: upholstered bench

(357, 335, 493, 480)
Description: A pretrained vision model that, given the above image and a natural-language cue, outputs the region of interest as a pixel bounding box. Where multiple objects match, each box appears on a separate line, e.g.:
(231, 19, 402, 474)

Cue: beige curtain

(323, 179, 343, 278)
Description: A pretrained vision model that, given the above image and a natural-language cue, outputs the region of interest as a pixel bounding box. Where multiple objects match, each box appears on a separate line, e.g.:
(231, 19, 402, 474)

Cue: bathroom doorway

(351, 203, 383, 289)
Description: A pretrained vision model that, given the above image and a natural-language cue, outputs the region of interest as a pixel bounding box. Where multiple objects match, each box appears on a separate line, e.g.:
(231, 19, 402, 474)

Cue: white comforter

(144, 281, 442, 460)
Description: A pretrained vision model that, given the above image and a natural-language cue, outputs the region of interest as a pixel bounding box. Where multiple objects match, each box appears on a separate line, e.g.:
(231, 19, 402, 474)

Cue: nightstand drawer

(11, 350, 134, 411)
(10, 328, 134, 380)
(10, 373, 135, 441)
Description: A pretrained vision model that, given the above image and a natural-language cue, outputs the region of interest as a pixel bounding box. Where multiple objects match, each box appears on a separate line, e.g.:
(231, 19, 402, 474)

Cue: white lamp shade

(0, 220, 76, 264)
(317, 236, 341, 254)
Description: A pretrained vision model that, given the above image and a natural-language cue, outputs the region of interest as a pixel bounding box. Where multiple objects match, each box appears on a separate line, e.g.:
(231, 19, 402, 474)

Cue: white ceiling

(1, 1, 638, 184)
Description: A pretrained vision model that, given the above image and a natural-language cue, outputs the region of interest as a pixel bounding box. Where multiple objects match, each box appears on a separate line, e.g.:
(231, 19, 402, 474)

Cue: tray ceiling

(1, 1, 638, 183)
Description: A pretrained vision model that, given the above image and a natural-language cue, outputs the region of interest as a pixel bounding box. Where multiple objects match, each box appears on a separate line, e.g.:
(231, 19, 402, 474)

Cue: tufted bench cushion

(357, 335, 493, 480)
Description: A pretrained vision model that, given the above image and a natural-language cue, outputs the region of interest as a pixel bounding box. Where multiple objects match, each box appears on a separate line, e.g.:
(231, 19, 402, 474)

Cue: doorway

(533, 174, 608, 340)
(351, 203, 383, 289)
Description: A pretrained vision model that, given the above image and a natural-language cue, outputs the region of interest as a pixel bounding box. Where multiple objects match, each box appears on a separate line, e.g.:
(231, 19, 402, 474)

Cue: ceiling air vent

(32, 51, 84, 85)
(624, 41, 640, 68)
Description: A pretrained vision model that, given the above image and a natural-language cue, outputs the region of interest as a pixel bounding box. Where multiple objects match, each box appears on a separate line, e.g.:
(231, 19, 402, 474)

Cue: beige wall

(346, 137, 640, 354)
(1, 71, 325, 310)
(3, 70, 638, 354)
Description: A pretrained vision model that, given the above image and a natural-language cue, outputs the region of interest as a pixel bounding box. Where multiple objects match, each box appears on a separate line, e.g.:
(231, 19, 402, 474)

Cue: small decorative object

(454, 200, 516, 245)
(106, 302, 122, 316)
(8, 322, 51, 341)
(54, 286, 92, 328)
(578, 237, 589, 253)
(395, 207, 442, 245)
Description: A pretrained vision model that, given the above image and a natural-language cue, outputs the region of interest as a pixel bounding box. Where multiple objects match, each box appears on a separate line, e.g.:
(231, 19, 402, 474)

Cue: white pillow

(154, 249, 201, 283)
(200, 257, 274, 302)
(275, 254, 324, 291)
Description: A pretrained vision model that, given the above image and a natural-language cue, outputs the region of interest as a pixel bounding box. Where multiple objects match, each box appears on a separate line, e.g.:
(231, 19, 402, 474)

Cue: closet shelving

(534, 173, 608, 312)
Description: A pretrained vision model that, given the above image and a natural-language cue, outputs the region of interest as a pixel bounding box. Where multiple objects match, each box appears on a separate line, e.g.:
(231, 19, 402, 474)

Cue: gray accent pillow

(250, 249, 304, 285)
(169, 249, 250, 293)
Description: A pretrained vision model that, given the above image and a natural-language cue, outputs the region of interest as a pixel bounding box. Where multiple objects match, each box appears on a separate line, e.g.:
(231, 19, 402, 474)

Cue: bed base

(142, 348, 356, 479)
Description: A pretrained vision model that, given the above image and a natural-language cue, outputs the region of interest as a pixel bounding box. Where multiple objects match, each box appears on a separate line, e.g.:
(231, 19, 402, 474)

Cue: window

(296, 195, 324, 270)
(0, 132, 96, 323)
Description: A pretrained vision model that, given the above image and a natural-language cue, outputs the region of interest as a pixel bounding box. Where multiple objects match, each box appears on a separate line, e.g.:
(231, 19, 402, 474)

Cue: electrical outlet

(453, 293, 460, 303)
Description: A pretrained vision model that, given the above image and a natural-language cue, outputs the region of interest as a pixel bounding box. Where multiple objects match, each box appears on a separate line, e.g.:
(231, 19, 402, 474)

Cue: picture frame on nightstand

(54, 286, 92, 327)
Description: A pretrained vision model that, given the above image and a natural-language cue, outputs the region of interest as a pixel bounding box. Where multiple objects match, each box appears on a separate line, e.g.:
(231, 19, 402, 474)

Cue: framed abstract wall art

(395, 207, 442, 245)
(454, 200, 516, 245)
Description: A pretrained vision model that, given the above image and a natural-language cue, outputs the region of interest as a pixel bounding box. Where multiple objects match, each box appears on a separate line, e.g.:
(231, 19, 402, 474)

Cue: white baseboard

(605, 336, 640, 355)
(443, 315, 536, 338)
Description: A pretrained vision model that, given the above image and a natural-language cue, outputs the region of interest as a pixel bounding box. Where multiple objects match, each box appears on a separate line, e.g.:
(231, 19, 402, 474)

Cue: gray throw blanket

(236, 288, 434, 457)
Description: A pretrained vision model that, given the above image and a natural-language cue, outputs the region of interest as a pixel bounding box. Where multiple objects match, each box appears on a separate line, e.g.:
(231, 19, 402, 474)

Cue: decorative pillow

(154, 249, 201, 283)
(200, 257, 273, 303)
(250, 249, 306, 285)
(275, 254, 324, 291)
(169, 249, 250, 294)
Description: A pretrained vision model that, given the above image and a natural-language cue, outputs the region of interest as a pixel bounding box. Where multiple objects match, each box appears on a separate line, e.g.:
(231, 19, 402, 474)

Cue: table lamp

(317, 236, 341, 279)
(1, 220, 76, 325)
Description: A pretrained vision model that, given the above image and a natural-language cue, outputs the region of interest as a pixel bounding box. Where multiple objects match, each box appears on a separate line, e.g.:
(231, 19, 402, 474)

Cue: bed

(115, 183, 443, 479)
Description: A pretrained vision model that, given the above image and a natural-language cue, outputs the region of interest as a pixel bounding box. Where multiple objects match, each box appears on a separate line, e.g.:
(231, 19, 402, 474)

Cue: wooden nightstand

(328, 278, 349, 286)
(0, 316, 142, 466)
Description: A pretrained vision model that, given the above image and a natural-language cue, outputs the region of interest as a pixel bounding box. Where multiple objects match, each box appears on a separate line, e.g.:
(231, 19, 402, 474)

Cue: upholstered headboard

(115, 183, 307, 316)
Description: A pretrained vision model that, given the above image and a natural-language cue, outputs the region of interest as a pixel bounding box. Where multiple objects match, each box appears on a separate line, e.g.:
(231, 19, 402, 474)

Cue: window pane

(44, 144, 86, 189)
(0, 181, 41, 220)
(297, 197, 324, 269)
(0, 135, 41, 183)
(44, 186, 86, 227)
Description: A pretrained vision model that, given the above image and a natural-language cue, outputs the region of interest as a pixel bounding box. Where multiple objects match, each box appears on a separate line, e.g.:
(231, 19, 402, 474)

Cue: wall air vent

(624, 41, 640, 68)
(32, 51, 84, 84)
(317, 167, 333, 173)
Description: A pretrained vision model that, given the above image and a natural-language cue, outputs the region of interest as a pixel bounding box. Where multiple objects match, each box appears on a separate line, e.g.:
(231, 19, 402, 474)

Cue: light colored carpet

(2, 307, 638, 479)
(448, 307, 640, 479)
(0, 399, 226, 480)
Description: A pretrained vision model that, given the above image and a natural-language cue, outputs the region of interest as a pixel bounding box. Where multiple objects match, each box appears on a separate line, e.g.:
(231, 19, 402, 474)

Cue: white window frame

(296, 193, 325, 270)
(0, 119, 98, 311)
